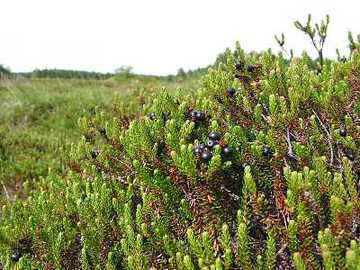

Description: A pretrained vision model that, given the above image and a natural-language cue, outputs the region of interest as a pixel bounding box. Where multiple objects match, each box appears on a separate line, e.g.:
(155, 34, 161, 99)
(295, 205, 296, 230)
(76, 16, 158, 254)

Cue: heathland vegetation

(0, 15, 359, 269)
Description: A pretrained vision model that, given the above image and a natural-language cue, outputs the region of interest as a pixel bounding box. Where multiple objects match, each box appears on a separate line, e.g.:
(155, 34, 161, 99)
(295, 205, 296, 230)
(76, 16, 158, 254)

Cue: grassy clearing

(0, 79, 114, 201)
(0, 75, 201, 204)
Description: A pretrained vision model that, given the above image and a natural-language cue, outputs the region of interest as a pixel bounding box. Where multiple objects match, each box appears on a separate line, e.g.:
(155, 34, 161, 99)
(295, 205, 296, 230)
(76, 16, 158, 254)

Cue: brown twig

(284, 127, 298, 161)
(1, 181, 10, 200)
(220, 185, 240, 201)
(276, 243, 288, 257)
(312, 109, 334, 166)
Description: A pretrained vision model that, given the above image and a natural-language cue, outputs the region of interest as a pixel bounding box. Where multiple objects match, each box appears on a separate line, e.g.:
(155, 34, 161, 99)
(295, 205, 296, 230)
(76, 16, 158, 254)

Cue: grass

(0, 79, 112, 201)
(0, 75, 201, 205)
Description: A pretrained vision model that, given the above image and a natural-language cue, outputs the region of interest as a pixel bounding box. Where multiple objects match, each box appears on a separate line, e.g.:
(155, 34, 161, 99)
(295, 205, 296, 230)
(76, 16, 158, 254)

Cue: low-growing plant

(0, 16, 359, 270)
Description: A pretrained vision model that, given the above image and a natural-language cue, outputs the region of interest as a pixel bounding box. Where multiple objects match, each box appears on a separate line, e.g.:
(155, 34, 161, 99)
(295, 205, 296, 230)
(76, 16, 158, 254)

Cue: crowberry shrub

(1, 16, 360, 270)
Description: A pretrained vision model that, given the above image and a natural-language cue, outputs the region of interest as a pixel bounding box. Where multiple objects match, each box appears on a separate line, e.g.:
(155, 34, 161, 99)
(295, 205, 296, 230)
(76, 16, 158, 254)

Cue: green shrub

(1, 18, 360, 270)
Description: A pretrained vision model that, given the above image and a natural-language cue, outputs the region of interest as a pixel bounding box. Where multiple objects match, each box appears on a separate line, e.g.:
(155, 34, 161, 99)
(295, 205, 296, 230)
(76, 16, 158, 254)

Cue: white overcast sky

(0, 0, 359, 75)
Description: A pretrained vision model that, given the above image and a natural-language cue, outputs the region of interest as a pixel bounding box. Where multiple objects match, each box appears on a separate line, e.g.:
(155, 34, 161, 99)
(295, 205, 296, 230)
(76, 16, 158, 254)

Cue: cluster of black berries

(246, 64, 256, 73)
(148, 112, 170, 122)
(189, 109, 206, 123)
(194, 131, 234, 163)
(235, 61, 256, 73)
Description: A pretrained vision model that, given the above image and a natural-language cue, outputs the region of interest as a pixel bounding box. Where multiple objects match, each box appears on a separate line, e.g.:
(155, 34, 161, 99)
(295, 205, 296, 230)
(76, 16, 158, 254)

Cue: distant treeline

(176, 66, 209, 78)
(0, 66, 113, 80)
(1, 65, 210, 81)
(24, 69, 114, 80)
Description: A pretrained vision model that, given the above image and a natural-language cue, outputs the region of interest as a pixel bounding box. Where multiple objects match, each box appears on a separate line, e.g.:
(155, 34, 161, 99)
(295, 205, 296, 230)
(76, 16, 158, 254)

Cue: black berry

(190, 110, 198, 119)
(189, 110, 205, 122)
(91, 149, 100, 159)
(148, 112, 156, 120)
(226, 87, 236, 97)
(208, 131, 222, 141)
(11, 250, 21, 262)
(339, 127, 347, 137)
(263, 146, 272, 157)
(99, 128, 106, 136)
(196, 111, 205, 121)
(246, 64, 256, 73)
(207, 139, 218, 148)
(201, 150, 213, 162)
(235, 61, 244, 71)
(222, 146, 234, 158)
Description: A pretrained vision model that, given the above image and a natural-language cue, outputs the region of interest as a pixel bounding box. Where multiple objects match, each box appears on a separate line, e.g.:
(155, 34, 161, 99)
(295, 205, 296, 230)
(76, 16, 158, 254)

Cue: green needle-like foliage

(1, 15, 360, 270)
